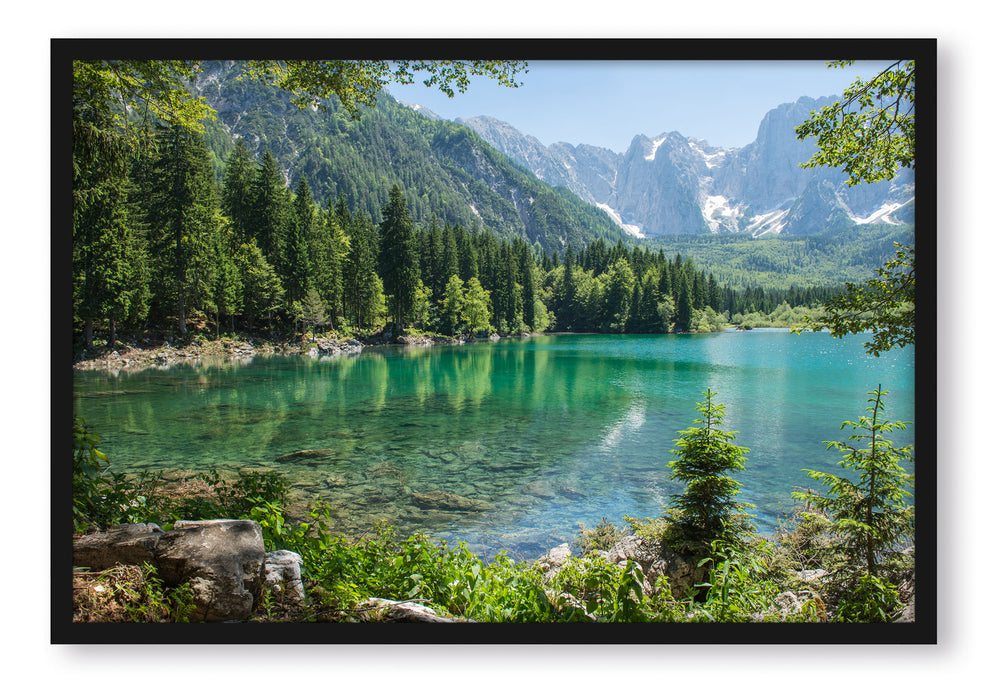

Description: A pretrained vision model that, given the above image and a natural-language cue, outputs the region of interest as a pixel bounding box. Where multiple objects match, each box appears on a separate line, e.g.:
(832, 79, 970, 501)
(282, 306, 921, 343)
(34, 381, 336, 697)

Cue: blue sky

(388, 60, 893, 153)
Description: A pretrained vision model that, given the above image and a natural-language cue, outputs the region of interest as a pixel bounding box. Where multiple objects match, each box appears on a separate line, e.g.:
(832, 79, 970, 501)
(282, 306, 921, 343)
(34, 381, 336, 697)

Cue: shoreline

(70, 330, 520, 373)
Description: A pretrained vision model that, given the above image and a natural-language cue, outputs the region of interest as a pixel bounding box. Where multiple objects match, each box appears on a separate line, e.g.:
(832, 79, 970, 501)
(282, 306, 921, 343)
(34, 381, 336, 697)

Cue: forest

(67, 55, 923, 632)
(73, 122, 844, 351)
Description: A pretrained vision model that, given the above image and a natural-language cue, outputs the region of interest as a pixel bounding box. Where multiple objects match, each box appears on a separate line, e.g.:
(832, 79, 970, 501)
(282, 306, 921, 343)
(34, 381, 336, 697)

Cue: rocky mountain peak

(453, 95, 914, 239)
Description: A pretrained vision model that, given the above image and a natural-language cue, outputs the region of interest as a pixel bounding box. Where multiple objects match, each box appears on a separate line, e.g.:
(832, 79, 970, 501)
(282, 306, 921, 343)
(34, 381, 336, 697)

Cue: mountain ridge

(454, 95, 914, 240)
(191, 61, 635, 255)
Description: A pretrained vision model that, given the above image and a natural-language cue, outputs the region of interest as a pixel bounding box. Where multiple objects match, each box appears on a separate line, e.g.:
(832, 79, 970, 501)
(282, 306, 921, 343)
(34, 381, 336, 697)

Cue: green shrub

(73, 562, 196, 623)
(574, 517, 628, 555)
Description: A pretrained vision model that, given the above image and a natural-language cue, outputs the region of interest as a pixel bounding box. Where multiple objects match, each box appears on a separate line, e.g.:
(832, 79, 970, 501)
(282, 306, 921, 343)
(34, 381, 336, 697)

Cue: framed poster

(54, 37, 935, 644)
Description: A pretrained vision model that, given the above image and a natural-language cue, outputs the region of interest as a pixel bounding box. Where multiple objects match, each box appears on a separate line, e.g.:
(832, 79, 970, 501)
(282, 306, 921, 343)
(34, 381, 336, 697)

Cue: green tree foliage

(210, 226, 242, 336)
(378, 184, 420, 329)
(663, 390, 753, 555)
(603, 257, 636, 332)
(796, 60, 915, 186)
(235, 241, 284, 331)
(297, 288, 329, 341)
(794, 243, 914, 355)
(73, 75, 151, 350)
(343, 210, 385, 330)
(138, 125, 221, 336)
(794, 60, 916, 355)
(248, 150, 292, 274)
(439, 274, 466, 336)
(794, 385, 914, 618)
(244, 59, 527, 119)
(675, 271, 694, 332)
(461, 276, 492, 334)
(220, 140, 255, 242)
(72, 416, 111, 531)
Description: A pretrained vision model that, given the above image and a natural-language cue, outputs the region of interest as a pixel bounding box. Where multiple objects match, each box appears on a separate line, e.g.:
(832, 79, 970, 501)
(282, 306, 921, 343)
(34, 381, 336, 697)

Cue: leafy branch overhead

(794, 59, 917, 355)
(792, 242, 914, 356)
(244, 60, 528, 119)
(73, 59, 529, 137)
(796, 60, 915, 186)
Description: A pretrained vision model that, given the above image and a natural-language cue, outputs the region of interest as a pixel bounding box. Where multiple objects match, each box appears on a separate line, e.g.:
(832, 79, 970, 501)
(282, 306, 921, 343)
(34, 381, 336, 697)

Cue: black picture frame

(53, 37, 936, 645)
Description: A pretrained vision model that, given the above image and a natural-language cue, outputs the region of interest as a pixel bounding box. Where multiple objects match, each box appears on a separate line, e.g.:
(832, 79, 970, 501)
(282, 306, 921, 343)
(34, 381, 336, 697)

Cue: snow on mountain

(644, 136, 667, 161)
(449, 96, 914, 239)
(396, 99, 442, 120)
(595, 202, 646, 238)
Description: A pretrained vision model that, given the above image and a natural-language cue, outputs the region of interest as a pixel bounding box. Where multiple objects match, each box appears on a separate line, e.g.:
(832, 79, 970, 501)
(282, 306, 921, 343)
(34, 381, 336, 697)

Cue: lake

(72, 330, 915, 560)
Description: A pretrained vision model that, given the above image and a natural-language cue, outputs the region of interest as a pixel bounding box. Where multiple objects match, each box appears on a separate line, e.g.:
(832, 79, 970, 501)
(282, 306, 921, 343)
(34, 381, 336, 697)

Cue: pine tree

(297, 288, 329, 341)
(664, 389, 752, 555)
(221, 140, 255, 244)
(211, 225, 242, 336)
(248, 151, 291, 273)
(558, 245, 577, 330)
(492, 241, 520, 333)
(283, 177, 317, 307)
(604, 257, 635, 332)
(516, 239, 536, 331)
(675, 271, 694, 332)
(378, 184, 420, 330)
(440, 224, 461, 300)
(235, 241, 284, 332)
(73, 101, 146, 350)
(141, 125, 220, 336)
(343, 210, 383, 329)
(794, 385, 914, 608)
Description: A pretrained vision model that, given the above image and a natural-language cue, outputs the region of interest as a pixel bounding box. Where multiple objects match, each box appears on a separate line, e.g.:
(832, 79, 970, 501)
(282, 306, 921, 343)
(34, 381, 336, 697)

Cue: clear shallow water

(72, 331, 915, 560)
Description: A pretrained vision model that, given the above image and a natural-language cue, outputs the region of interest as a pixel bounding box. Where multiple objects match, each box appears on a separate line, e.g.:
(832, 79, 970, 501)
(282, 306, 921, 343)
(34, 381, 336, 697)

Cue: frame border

(53, 37, 936, 645)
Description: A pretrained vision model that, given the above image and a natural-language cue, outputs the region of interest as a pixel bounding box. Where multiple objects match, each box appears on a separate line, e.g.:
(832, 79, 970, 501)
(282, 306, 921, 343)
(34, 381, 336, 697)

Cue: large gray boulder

(155, 520, 266, 622)
(73, 523, 165, 570)
(73, 519, 281, 622)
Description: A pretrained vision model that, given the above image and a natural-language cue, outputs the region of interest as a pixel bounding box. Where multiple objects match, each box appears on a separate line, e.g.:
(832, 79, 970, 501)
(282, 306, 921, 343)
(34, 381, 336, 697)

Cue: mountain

(189, 61, 632, 255)
(456, 96, 915, 240)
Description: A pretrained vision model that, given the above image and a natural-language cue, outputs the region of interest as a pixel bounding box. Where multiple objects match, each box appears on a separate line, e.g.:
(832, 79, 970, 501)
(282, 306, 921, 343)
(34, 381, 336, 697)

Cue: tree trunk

(108, 313, 117, 350)
(178, 291, 187, 336)
(84, 318, 94, 351)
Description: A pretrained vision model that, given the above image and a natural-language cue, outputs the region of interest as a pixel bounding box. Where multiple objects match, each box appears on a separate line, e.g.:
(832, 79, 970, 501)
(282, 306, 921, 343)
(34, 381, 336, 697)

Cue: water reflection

(73, 333, 914, 557)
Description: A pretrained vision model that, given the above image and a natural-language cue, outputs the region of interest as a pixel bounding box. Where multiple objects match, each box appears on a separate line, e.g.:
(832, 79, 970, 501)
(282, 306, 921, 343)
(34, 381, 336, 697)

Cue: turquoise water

(72, 331, 915, 560)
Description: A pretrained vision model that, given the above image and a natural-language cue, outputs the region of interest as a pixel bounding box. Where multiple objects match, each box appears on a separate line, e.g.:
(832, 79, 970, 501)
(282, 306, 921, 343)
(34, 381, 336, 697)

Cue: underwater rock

(275, 448, 336, 463)
(410, 490, 492, 511)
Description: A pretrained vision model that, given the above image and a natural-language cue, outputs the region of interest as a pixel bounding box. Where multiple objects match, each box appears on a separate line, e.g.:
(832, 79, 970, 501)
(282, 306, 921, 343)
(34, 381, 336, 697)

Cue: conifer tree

(794, 385, 914, 603)
(343, 210, 383, 329)
(518, 242, 537, 332)
(235, 241, 284, 332)
(248, 151, 291, 273)
(378, 184, 420, 330)
(664, 389, 752, 555)
(73, 100, 147, 349)
(221, 140, 255, 244)
(283, 177, 317, 307)
(141, 125, 220, 336)
(298, 288, 329, 341)
(675, 272, 694, 332)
